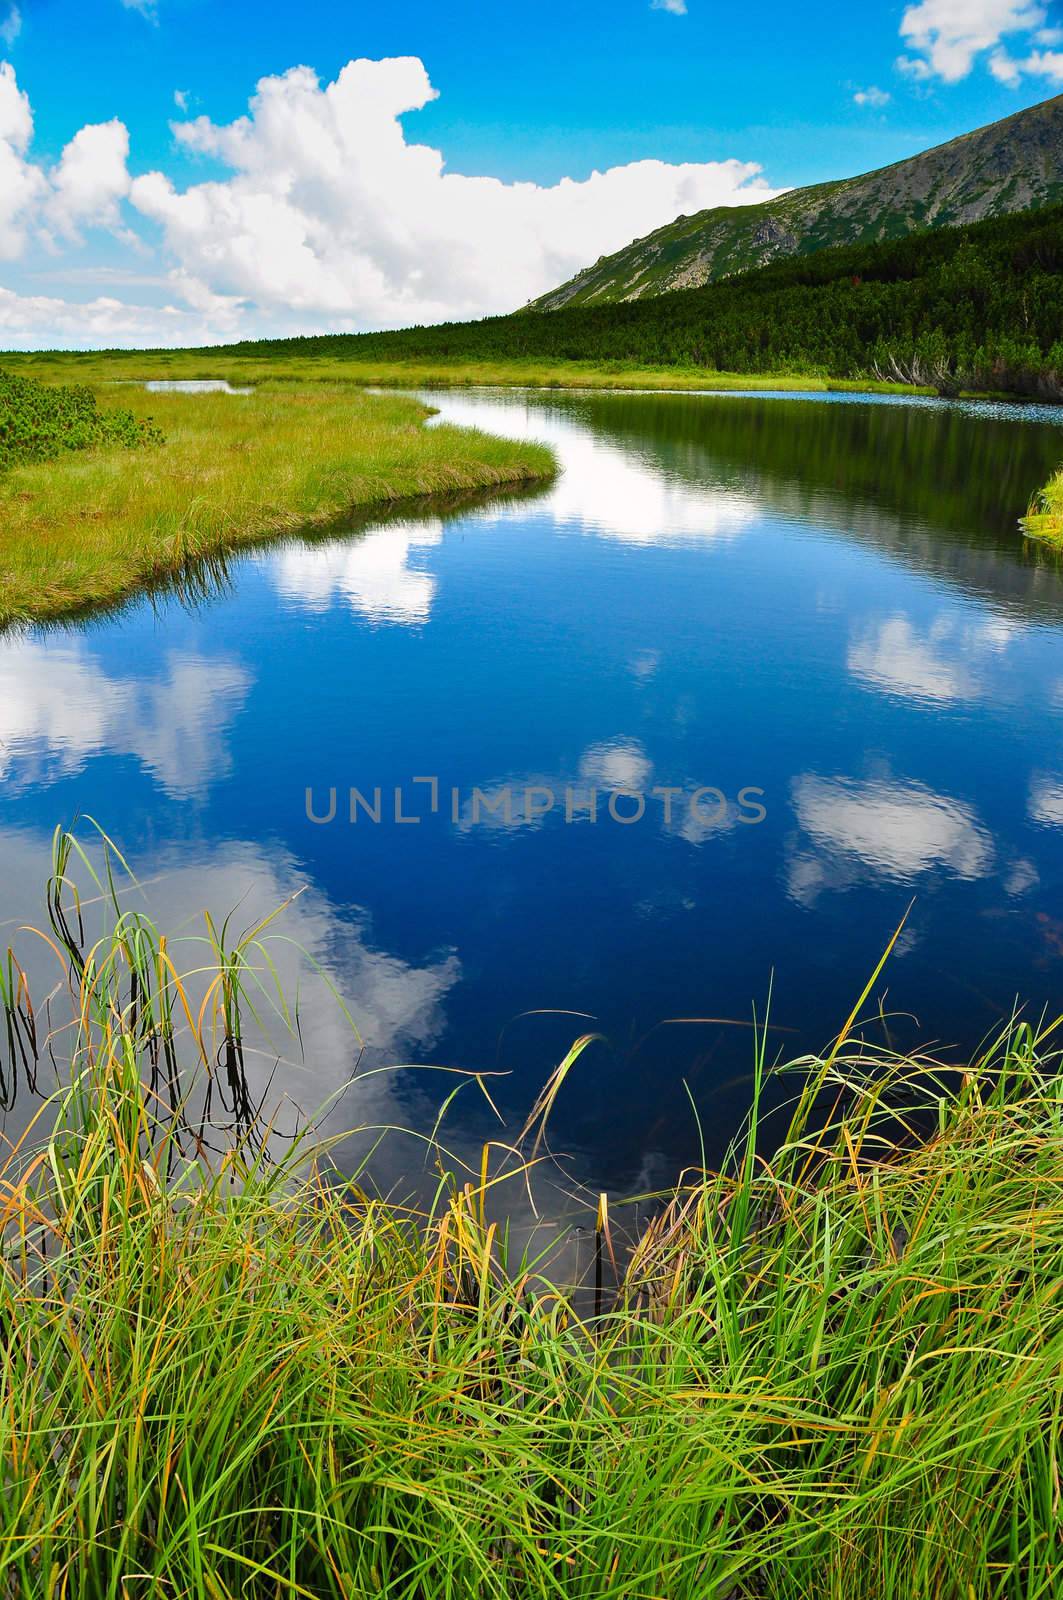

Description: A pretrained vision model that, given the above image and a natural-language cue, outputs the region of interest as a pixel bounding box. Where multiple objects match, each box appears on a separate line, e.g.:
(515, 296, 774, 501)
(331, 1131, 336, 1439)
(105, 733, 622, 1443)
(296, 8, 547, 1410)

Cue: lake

(3, 386, 1063, 1196)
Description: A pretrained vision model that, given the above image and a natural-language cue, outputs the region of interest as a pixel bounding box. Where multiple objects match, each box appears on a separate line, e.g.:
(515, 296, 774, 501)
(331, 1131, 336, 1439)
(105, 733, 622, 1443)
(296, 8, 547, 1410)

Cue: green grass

(0, 383, 555, 627)
(1022, 467, 1063, 545)
(1, 347, 939, 398)
(0, 827, 1060, 1597)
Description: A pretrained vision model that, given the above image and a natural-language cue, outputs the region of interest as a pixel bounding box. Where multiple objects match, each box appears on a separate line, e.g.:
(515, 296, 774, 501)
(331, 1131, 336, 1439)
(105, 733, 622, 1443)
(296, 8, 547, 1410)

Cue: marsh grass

(1023, 468, 1063, 546)
(0, 828, 1060, 1595)
(0, 385, 555, 626)
(3, 349, 939, 398)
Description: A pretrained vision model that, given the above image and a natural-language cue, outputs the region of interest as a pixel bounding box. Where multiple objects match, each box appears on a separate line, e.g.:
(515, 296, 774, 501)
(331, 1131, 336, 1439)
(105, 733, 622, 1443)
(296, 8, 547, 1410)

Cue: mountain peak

(528, 94, 1063, 311)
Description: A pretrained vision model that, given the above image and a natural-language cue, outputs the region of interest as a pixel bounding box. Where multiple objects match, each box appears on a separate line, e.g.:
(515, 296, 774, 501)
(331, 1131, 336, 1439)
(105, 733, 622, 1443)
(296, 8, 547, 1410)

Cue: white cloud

(0, 5, 20, 47)
(0, 280, 229, 346)
(989, 44, 1063, 82)
(897, 0, 1051, 82)
(174, 88, 189, 112)
(126, 56, 776, 330)
(47, 118, 131, 240)
(0, 55, 779, 344)
(652, 0, 688, 13)
(0, 61, 45, 260)
(0, 64, 132, 260)
(853, 86, 891, 106)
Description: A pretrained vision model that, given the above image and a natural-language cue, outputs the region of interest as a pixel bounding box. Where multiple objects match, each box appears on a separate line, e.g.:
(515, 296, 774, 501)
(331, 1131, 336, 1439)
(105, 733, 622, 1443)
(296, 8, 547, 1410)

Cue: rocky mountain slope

(529, 95, 1063, 310)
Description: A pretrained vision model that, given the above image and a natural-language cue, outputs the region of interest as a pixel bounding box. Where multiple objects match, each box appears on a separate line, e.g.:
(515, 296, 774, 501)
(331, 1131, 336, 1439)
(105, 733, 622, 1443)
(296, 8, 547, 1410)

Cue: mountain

(529, 95, 1063, 311)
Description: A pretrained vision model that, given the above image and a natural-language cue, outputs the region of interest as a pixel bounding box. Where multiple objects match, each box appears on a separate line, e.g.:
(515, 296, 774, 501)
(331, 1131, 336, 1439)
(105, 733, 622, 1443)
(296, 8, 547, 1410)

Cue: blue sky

(1, 0, 1061, 346)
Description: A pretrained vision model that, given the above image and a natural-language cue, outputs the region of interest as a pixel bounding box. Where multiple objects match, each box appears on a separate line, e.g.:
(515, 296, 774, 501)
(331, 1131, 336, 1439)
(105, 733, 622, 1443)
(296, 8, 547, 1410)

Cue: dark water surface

(3, 387, 1063, 1193)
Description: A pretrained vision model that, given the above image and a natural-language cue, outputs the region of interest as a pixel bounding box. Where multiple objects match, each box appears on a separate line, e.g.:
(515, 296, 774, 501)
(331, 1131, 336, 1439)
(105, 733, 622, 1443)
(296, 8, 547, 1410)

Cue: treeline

(0, 370, 163, 473)
(220, 204, 1063, 398)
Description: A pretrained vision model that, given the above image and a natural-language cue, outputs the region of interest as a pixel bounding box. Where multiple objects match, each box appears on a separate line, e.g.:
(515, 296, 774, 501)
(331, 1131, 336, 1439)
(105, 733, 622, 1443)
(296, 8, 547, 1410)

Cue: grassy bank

(1023, 468, 1063, 545)
(2, 348, 940, 397)
(0, 384, 555, 627)
(0, 833, 1060, 1597)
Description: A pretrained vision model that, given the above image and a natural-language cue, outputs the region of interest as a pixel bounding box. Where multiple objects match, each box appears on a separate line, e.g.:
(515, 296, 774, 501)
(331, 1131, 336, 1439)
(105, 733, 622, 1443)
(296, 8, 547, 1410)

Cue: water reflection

(477, 387, 1063, 618)
(2, 386, 1063, 1190)
(1029, 776, 1063, 828)
(144, 380, 253, 395)
(430, 393, 760, 546)
(0, 826, 459, 1155)
(0, 639, 251, 798)
(846, 613, 1023, 708)
(787, 774, 994, 907)
(273, 517, 443, 624)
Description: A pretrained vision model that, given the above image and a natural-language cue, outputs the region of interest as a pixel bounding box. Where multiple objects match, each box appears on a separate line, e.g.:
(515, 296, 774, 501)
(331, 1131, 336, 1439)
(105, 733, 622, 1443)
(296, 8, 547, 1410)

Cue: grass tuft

(0, 828, 1060, 1596)
(1022, 466, 1063, 546)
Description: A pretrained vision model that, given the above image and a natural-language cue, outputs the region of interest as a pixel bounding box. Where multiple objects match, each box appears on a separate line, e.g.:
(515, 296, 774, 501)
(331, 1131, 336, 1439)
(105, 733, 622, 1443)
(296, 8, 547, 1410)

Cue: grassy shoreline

(0, 835, 1060, 1596)
(2, 348, 945, 397)
(0, 384, 555, 628)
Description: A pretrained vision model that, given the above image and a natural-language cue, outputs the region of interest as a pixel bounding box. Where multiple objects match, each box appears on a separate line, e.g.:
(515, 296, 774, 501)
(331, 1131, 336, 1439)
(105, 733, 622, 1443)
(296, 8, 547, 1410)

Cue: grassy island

(0, 834, 1059, 1598)
(0, 381, 555, 627)
(1023, 468, 1063, 546)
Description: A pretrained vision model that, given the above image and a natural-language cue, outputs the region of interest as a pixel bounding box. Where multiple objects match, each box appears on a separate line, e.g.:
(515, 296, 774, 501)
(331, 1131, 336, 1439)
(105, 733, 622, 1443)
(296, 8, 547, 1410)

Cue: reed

(0, 828, 1060, 1597)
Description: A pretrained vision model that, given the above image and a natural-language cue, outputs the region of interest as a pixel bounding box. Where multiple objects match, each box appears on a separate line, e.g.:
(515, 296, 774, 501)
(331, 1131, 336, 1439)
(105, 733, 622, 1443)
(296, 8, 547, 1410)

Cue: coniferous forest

(216, 204, 1063, 398)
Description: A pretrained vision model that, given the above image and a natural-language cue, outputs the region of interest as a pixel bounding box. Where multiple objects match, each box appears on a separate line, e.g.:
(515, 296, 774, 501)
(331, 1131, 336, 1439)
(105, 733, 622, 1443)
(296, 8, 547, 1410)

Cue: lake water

(143, 379, 254, 395)
(3, 386, 1063, 1195)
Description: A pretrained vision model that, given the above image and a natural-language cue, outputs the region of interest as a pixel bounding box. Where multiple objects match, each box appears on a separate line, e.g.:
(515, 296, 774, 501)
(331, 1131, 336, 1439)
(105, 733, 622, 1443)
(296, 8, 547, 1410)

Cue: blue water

(3, 386, 1063, 1192)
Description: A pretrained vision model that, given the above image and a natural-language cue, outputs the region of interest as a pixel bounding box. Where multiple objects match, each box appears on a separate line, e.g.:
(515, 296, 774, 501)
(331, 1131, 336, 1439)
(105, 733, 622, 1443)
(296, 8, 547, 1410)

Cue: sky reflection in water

(2, 386, 1063, 1192)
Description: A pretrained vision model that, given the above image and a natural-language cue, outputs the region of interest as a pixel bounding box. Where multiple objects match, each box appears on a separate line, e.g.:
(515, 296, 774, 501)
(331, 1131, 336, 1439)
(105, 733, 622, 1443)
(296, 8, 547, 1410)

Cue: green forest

(218, 204, 1063, 398)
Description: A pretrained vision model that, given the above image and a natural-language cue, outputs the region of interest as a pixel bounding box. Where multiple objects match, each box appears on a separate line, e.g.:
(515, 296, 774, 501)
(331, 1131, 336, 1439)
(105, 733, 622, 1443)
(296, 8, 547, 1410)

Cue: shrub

(0, 368, 163, 472)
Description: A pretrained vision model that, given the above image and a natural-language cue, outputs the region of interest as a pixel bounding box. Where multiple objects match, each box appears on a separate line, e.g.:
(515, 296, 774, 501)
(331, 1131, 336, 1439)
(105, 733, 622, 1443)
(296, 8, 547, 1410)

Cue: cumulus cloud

(0, 61, 45, 260)
(0, 5, 20, 47)
(989, 42, 1063, 83)
(0, 281, 231, 346)
(652, 0, 688, 14)
(0, 54, 779, 344)
(0, 64, 132, 261)
(897, 0, 1057, 83)
(47, 118, 131, 240)
(127, 56, 776, 329)
(853, 85, 891, 106)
